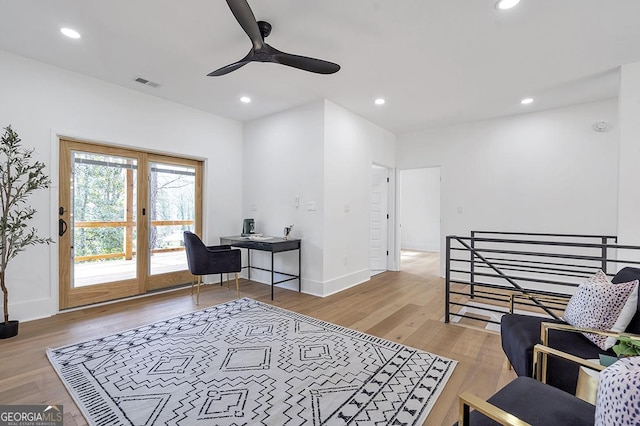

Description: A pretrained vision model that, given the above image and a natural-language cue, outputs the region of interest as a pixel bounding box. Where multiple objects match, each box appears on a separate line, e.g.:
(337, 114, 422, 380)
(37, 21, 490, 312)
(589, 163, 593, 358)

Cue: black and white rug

(47, 298, 456, 425)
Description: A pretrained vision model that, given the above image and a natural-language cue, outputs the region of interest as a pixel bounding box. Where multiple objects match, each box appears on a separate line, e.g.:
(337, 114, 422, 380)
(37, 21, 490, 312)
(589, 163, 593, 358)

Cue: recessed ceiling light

(521, 97, 534, 105)
(374, 98, 386, 105)
(60, 27, 81, 39)
(496, 0, 520, 10)
(240, 96, 251, 103)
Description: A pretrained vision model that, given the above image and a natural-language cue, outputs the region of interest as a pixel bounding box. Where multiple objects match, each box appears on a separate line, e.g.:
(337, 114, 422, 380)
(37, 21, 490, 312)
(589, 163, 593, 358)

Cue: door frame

(57, 137, 202, 309)
(370, 162, 399, 273)
(370, 164, 390, 274)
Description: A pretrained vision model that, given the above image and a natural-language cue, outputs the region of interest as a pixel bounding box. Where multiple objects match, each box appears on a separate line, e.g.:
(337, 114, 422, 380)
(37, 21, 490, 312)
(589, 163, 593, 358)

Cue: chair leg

(197, 275, 201, 305)
(191, 275, 195, 295)
(235, 272, 239, 297)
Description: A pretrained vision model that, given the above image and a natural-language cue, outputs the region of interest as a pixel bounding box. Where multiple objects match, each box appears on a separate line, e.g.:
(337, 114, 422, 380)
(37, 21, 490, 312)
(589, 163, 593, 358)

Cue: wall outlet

(307, 201, 317, 211)
(344, 204, 350, 213)
(294, 195, 300, 208)
(250, 204, 258, 211)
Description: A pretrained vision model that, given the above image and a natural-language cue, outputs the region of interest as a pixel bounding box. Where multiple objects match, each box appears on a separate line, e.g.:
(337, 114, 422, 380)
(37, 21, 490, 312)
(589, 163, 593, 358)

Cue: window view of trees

(73, 153, 136, 262)
(72, 154, 195, 265)
(149, 162, 195, 254)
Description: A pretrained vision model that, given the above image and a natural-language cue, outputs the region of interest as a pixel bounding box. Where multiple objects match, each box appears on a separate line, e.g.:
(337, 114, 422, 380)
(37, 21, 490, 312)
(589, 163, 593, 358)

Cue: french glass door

(58, 140, 201, 309)
(145, 155, 200, 291)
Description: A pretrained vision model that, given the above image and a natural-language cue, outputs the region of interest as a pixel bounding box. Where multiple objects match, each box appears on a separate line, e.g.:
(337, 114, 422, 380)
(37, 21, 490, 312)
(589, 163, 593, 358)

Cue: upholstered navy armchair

(500, 267, 640, 394)
(458, 345, 640, 425)
(183, 231, 241, 304)
(456, 344, 604, 426)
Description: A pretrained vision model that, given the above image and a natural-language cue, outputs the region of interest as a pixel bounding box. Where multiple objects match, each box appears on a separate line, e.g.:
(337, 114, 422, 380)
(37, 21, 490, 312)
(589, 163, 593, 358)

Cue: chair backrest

(183, 231, 207, 274)
(612, 267, 640, 334)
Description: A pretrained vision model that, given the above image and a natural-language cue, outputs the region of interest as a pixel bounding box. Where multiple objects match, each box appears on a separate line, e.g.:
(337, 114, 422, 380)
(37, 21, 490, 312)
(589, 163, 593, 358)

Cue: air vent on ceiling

(133, 76, 161, 88)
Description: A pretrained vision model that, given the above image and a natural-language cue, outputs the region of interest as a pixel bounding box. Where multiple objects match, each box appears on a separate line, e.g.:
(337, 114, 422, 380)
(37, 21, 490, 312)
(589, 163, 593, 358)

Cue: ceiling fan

(208, 0, 341, 77)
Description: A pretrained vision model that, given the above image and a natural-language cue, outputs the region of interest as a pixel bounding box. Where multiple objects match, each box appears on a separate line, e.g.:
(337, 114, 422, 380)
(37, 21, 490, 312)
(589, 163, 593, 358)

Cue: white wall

(242, 100, 326, 295)
(0, 50, 243, 321)
(243, 99, 396, 296)
(397, 99, 620, 256)
(400, 167, 441, 252)
(618, 61, 640, 247)
(324, 101, 396, 293)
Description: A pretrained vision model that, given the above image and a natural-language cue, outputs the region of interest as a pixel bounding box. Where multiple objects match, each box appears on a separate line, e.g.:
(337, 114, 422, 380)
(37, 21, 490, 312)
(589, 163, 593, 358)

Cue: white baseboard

(241, 269, 371, 298)
(450, 301, 552, 333)
(322, 269, 371, 297)
(7, 297, 57, 322)
(401, 243, 439, 252)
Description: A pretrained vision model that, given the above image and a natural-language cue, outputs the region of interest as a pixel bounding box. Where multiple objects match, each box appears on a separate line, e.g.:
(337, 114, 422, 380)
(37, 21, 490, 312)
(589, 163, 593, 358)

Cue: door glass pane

(71, 151, 137, 287)
(148, 162, 195, 275)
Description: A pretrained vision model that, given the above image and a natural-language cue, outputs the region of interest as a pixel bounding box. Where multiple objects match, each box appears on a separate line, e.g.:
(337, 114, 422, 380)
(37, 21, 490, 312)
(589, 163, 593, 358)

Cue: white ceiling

(1, 0, 639, 134)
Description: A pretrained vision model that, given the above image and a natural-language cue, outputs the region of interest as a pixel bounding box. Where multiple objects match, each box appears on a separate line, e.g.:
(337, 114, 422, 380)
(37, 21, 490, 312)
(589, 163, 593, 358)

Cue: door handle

(59, 218, 68, 236)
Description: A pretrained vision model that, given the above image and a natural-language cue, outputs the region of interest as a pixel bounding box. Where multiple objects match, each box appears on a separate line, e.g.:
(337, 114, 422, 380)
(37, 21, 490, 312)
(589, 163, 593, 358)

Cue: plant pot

(599, 354, 618, 367)
(0, 320, 19, 339)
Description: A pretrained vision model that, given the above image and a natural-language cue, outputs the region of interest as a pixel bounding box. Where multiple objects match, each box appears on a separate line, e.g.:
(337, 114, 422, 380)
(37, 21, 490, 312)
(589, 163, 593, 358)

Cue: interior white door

(370, 165, 389, 273)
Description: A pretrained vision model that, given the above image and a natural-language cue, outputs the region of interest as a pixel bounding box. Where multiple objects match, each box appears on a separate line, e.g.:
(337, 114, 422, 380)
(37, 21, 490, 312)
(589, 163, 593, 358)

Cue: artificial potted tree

(0, 126, 52, 339)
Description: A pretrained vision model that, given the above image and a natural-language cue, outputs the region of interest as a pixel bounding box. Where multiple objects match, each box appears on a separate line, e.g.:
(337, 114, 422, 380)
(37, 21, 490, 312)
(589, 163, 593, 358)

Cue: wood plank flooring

(0, 251, 517, 425)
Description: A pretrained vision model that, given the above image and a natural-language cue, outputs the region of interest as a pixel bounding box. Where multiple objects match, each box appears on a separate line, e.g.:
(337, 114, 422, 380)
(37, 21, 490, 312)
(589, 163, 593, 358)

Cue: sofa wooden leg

(235, 273, 239, 297)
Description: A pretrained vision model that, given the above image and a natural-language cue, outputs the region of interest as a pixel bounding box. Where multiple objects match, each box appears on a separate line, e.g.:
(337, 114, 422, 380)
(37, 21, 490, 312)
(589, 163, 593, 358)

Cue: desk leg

(298, 247, 301, 293)
(247, 249, 251, 281)
(271, 251, 274, 300)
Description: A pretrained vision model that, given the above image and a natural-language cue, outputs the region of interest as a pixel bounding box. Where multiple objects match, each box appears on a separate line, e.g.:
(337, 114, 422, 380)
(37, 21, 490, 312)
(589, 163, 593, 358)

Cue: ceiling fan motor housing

(257, 21, 272, 39)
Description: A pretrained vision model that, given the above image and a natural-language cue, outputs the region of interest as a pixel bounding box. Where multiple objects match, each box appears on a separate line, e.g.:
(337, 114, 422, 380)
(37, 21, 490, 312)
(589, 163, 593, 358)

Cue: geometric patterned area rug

(47, 298, 456, 425)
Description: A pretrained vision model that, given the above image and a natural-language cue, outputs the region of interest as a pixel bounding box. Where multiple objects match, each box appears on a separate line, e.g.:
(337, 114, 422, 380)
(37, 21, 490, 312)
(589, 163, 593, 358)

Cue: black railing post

(445, 236, 451, 323)
(601, 237, 608, 274)
(470, 231, 476, 299)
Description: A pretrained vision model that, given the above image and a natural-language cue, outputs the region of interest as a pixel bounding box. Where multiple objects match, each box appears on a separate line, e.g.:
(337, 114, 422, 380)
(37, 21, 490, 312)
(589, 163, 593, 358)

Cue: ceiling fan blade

(226, 0, 263, 50)
(271, 50, 341, 75)
(208, 61, 249, 77)
(208, 50, 254, 76)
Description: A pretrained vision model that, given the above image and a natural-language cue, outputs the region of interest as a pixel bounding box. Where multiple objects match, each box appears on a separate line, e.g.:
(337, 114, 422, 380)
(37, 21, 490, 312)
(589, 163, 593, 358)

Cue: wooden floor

(0, 251, 516, 425)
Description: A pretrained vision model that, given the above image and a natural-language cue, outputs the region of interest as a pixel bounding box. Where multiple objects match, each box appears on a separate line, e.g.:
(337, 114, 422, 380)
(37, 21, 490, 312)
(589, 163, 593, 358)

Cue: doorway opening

(398, 167, 441, 271)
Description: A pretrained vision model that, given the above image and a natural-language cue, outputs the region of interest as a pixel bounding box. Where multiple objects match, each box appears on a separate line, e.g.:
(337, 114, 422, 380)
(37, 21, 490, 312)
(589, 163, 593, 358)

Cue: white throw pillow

(595, 356, 640, 426)
(605, 282, 638, 349)
(563, 270, 638, 350)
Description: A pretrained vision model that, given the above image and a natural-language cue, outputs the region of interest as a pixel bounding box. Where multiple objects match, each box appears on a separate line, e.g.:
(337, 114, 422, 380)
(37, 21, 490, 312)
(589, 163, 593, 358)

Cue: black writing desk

(219, 235, 301, 300)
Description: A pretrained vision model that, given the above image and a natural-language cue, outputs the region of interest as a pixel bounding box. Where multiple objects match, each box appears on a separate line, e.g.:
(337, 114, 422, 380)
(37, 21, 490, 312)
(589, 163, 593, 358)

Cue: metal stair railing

(445, 231, 640, 327)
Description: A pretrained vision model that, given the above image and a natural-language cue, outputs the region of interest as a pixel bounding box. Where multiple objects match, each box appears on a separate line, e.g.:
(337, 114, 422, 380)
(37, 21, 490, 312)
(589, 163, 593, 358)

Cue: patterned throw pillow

(595, 356, 640, 426)
(563, 270, 638, 350)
